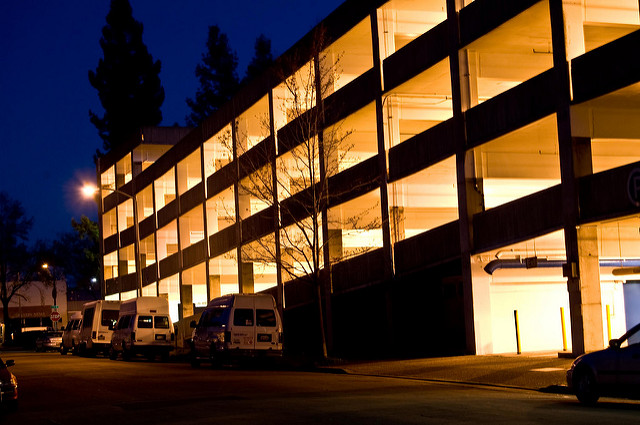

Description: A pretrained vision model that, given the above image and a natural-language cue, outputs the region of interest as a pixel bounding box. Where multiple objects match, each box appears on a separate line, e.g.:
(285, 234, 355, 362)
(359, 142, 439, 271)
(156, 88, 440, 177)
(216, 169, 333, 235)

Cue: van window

(82, 308, 95, 330)
(101, 310, 119, 328)
(138, 316, 153, 328)
(233, 309, 254, 326)
(154, 316, 170, 329)
(117, 315, 131, 330)
(256, 309, 276, 327)
(200, 307, 230, 327)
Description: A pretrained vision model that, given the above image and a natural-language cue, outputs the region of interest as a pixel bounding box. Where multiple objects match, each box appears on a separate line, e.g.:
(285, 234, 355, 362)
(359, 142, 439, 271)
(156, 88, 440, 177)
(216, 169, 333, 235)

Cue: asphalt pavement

(325, 351, 575, 394)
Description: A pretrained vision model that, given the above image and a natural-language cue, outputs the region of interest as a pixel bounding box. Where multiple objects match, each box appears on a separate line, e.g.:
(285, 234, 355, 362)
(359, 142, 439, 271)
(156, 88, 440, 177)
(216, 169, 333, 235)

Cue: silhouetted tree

(0, 192, 35, 343)
(51, 216, 100, 299)
(89, 0, 165, 154)
(218, 27, 378, 360)
(243, 34, 274, 84)
(186, 25, 239, 127)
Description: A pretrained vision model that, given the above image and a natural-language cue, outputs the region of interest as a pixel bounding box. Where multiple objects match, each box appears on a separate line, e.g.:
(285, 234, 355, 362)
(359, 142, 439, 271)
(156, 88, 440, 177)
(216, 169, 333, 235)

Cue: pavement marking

(530, 367, 565, 372)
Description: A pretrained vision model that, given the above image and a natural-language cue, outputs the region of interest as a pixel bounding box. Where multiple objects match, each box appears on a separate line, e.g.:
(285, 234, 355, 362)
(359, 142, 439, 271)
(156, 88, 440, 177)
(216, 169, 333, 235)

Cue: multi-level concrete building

(95, 0, 640, 358)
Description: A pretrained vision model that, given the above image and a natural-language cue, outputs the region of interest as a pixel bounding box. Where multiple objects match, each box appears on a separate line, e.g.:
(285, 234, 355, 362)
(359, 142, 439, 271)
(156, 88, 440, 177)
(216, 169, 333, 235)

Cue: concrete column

(550, 0, 602, 355)
(241, 263, 254, 294)
(459, 49, 479, 111)
(563, 0, 586, 61)
(578, 225, 604, 349)
(181, 284, 193, 319)
(449, 0, 484, 354)
(377, 7, 397, 60)
(209, 274, 221, 299)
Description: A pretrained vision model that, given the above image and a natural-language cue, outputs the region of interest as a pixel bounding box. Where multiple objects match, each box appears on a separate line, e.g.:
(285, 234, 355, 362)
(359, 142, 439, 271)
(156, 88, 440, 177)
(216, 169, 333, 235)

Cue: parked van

(110, 297, 174, 361)
(78, 300, 121, 355)
(190, 293, 282, 366)
(60, 311, 82, 355)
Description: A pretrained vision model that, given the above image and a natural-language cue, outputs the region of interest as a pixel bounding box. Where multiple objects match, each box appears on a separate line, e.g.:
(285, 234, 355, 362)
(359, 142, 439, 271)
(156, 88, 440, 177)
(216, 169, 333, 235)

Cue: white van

(78, 300, 121, 355)
(109, 297, 174, 361)
(60, 311, 82, 355)
(190, 293, 283, 366)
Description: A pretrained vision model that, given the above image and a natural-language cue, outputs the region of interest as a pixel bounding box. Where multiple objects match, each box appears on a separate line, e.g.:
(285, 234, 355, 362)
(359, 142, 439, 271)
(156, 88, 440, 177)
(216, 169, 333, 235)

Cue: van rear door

(255, 307, 279, 351)
(231, 306, 255, 350)
(135, 315, 154, 343)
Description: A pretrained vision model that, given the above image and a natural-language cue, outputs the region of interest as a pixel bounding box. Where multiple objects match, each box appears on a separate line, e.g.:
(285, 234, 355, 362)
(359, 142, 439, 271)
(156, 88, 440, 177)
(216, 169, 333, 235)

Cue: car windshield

(618, 322, 640, 346)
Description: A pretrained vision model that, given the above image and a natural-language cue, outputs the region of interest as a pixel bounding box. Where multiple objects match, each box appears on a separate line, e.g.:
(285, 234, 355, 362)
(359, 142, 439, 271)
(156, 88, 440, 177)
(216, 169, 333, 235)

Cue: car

(567, 322, 640, 404)
(35, 331, 63, 352)
(0, 357, 18, 410)
(61, 312, 82, 355)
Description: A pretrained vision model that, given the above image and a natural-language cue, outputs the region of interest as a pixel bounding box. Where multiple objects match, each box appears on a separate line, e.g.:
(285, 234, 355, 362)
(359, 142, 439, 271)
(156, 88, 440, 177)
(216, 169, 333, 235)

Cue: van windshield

(101, 309, 119, 328)
(201, 307, 229, 327)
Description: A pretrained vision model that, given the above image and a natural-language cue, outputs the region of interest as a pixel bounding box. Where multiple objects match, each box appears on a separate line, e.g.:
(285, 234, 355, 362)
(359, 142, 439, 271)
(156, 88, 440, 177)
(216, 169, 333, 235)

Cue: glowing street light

(82, 183, 142, 297)
(41, 263, 59, 331)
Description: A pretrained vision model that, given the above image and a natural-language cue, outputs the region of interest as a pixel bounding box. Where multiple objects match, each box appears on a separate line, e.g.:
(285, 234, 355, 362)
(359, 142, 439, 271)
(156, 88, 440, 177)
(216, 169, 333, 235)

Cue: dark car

(567, 322, 640, 404)
(0, 357, 18, 410)
(35, 331, 63, 352)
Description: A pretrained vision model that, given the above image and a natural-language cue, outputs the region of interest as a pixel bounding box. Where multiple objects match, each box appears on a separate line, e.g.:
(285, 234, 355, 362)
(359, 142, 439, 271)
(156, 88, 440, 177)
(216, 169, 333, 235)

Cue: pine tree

(243, 34, 274, 84)
(186, 25, 239, 127)
(89, 0, 165, 154)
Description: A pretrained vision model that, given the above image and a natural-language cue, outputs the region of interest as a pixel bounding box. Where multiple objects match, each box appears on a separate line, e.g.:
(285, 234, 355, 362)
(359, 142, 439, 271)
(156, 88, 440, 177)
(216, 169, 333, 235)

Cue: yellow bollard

(606, 304, 612, 343)
(560, 307, 567, 351)
(514, 310, 521, 355)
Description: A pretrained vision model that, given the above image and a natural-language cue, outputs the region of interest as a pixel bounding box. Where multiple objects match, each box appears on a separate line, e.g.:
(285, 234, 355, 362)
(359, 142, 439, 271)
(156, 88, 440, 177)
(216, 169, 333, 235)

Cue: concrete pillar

(459, 49, 479, 111)
(471, 257, 493, 355)
(449, 0, 486, 355)
(550, 0, 602, 355)
(377, 7, 397, 60)
(577, 225, 604, 350)
(181, 285, 193, 319)
(209, 274, 221, 299)
(389, 205, 405, 243)
(563, 0, 586, 61)
(241, 263, 254, 294)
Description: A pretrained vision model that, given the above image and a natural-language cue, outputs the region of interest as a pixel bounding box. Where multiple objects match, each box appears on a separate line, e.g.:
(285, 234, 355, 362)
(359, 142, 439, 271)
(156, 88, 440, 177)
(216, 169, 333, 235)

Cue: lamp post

(82, 184, 143, 297)
(41, 263, 58, 331)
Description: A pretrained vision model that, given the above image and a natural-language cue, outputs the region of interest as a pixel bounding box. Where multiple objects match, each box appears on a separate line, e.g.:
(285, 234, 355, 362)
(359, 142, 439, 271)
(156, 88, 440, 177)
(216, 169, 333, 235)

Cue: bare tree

(215, 27, 380, 359)
(0, 192, 35, 344)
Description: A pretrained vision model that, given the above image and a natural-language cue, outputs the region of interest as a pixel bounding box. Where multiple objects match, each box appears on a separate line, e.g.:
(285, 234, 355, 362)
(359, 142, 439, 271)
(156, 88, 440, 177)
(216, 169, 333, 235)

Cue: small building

(0, 279, 68, 342)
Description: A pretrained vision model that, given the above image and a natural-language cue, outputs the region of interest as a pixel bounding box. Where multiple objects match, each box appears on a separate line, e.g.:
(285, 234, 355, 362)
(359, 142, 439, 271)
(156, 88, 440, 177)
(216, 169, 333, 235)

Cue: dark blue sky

(0, 0, 343, 243)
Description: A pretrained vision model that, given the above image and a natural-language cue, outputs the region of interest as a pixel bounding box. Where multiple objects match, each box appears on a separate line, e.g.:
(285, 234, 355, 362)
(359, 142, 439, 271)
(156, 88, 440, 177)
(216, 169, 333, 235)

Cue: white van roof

(206, 293, 276, 309)
(119, 297, 169, 315)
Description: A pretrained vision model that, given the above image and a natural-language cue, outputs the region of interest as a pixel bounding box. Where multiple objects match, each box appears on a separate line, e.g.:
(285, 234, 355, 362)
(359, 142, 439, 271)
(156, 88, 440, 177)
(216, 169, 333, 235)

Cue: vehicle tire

(122, 343, 131, 361)
(190, 349, 200, 368)
(160, 351, 170, 363)
(209, 347, 222, 369)
(5, 399, 18, 413)
(71, 342, 77, 355)
(575, 369, 599, 405)
(109, 345, 117, 360)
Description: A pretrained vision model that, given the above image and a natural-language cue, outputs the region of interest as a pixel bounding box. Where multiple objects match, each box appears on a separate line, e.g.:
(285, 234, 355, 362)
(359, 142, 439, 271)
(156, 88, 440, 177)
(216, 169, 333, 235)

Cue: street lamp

(41, 263, 59, 331)
(82, 183, 142, 297)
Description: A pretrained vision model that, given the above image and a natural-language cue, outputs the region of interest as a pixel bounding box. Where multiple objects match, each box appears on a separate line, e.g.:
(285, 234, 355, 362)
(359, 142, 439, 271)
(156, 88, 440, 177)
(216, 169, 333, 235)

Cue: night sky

(0, 0, 343, 243)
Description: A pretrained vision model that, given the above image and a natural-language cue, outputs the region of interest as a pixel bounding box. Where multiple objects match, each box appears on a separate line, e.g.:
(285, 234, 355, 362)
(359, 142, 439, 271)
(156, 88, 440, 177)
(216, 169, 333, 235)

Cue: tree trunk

(1, 297, 12, 346)
(315, 278, 328, 361)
